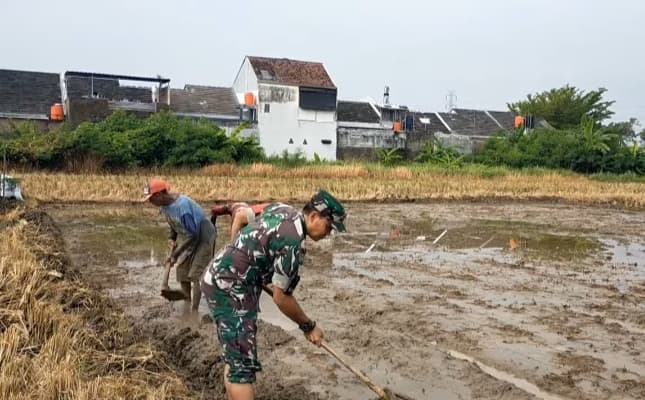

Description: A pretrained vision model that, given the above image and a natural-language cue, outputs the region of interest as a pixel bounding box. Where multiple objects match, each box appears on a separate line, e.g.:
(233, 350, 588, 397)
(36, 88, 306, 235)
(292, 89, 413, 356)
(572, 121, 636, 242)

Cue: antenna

(383, 86, 390, 106)
(445, 90, 457, 111)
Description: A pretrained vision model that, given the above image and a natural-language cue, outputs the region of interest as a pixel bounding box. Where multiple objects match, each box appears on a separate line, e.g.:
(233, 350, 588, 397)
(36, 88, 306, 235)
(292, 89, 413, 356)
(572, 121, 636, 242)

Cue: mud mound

(1, 208, 194, 398)
(19, 209, 76, 276)
(141, 304, 324, 400)
(146, 319, 224, 396)
(0, 198, 20, 214)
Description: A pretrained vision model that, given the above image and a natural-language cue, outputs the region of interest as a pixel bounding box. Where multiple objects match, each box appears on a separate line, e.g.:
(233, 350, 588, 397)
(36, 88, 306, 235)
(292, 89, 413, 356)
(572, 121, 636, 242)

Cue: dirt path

(48, 202, 645, 399)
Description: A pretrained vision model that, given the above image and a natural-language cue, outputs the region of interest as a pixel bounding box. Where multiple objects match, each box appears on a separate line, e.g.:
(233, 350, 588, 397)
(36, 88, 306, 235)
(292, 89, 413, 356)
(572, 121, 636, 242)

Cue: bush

(474, 122, 645, 174)
(377, 148, 403, 166)
(0, 111, 265, 170)
(267, 149, 308, 167)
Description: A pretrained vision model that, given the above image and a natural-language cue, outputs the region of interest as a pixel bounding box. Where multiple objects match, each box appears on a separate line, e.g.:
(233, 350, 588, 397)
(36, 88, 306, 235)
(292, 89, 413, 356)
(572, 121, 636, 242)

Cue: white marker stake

(432, 229, 448, 245)
(364, 242, 376, 253)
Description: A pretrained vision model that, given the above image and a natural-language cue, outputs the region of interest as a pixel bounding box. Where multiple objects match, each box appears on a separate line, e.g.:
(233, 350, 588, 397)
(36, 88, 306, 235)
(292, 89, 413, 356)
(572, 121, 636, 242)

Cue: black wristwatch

(299, 320, 316, 333)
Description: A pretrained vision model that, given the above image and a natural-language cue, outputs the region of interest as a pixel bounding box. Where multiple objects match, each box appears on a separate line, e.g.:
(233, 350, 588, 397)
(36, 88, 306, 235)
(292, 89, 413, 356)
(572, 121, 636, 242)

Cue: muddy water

(49, 202, 645, 400)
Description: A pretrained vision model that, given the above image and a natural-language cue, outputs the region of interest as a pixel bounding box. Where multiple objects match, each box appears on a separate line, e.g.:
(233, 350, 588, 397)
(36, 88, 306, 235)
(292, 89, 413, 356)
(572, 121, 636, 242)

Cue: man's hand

(270, 286, 323, 345)
(305, 325, 324, 346)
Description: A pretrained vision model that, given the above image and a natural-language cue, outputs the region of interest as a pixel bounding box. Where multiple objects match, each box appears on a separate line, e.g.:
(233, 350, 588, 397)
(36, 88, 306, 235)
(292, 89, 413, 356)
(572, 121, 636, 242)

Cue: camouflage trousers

(202, 250, 263, 383)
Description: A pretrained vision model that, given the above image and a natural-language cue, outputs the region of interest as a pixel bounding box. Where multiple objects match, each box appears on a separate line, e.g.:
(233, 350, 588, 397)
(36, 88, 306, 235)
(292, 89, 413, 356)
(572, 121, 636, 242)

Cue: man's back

(161, 194, 206, 238)
(208, 203, 306, 288)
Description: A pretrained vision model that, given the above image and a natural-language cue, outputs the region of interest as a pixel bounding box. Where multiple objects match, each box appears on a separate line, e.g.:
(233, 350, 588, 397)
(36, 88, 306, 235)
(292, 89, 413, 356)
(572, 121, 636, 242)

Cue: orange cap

(143, 179, 169, 201)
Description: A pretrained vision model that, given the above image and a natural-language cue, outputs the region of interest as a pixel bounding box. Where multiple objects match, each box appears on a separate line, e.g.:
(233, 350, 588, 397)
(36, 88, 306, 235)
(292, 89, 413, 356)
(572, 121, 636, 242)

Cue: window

(303, 139, 308, 145)
(321, 139, 332, 145)
(288, 138, 294, 144)
(299, 87, 337, 111)
(264, 103, 270, 113)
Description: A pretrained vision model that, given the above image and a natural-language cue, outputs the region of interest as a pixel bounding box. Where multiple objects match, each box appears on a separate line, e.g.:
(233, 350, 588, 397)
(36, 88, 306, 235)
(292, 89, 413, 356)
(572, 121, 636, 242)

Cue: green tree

(164, 118, 233, 167)
(508, 85, 615, 129)
(603, 118, 640, 146)
(579, 115, 614, 155)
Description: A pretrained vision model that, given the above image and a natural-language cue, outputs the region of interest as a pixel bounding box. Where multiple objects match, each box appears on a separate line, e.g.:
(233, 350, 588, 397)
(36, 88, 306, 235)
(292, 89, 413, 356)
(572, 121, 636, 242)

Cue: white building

(233, 56, 338, 160)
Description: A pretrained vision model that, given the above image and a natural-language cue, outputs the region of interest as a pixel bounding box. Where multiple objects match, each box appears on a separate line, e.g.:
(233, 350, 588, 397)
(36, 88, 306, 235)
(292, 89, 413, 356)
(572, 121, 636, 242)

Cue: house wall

(232, 57, 259, 104)
(257, 83, 336, 160)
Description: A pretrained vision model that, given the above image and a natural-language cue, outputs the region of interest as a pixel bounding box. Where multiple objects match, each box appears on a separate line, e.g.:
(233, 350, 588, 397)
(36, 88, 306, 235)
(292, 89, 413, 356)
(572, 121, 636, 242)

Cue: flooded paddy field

(47, 202, 645, 400)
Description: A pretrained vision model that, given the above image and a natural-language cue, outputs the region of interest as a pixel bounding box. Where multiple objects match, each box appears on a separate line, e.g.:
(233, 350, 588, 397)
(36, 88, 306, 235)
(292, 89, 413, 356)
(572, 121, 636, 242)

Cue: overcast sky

(3, 0, 644, 124)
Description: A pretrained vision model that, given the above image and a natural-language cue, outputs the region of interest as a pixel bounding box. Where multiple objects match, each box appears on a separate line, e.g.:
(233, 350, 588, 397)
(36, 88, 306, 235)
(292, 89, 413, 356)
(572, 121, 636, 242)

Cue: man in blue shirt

(144, 178, 216, 310)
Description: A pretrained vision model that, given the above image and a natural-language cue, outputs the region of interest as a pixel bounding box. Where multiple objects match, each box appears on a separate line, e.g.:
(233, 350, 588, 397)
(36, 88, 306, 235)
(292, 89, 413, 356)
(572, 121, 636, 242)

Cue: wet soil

(47, 202, 645, 400)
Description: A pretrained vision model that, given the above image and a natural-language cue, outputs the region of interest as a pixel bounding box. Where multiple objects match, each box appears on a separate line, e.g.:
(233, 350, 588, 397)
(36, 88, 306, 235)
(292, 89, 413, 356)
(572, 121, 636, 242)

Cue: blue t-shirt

(161, 195, 206, 238)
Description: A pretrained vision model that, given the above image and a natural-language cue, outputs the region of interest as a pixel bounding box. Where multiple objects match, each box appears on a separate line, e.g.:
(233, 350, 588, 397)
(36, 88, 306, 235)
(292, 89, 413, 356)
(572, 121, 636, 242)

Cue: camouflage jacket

(204, 203, 306, 292)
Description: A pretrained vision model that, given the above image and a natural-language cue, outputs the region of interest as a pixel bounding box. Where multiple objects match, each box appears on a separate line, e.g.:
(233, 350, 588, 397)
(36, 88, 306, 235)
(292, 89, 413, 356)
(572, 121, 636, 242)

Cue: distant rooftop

(170, 85, 239, 117)
(247, 56, 336, 89)
(0, 69, 61, 119)
(337, 100, 380, 123)
(64, 71, 169, 84)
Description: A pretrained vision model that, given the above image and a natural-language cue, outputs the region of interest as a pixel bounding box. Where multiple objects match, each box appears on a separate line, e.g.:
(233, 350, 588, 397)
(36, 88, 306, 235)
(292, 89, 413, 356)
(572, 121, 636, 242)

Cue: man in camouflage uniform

(201, 189, 346, 400)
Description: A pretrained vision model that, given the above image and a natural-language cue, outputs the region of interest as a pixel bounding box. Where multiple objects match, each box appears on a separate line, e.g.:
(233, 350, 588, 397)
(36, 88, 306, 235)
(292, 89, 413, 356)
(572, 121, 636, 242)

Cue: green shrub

(0, 111, 265, 170)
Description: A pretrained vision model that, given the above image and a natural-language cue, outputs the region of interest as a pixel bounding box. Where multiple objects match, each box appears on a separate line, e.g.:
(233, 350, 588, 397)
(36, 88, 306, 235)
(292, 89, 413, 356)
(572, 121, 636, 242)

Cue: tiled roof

(412, 112, 445, 132)
(487, 110, 515, 131)
(169, 85, 239, 116)
(337, 101, 380, 123)
(438, 108, 506, 136)
(0, 69, 61, 117)
(247, 56, 335, 89)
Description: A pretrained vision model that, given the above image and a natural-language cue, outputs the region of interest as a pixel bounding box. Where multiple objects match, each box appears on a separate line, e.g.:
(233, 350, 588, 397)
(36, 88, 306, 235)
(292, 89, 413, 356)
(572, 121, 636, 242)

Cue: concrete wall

(337, 125, 405, 161)
(257, 83, 336, 160)
(406, 130, 439, 160)
(434, 132, 489, 154)
(67, 98, 111, 126)
(337, 126, 404, 148)
(337, 147, 380, 161)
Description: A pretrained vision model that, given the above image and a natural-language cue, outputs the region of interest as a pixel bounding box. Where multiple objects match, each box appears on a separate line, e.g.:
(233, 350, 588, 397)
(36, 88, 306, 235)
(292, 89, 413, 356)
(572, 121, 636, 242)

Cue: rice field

(14, 163, 645, 208)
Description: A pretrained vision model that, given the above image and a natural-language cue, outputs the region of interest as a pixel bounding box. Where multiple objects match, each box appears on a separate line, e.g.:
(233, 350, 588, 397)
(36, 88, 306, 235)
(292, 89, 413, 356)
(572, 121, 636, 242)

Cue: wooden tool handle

(161, 260, 171, 290)
(320, 342, 388, 399)
(261, 284, 390, 399)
